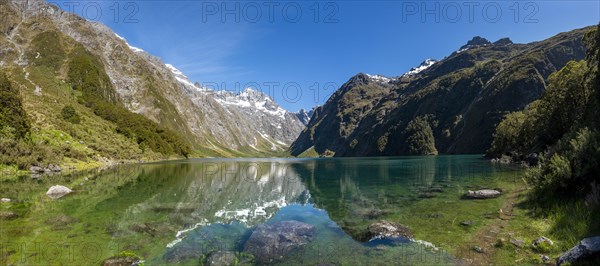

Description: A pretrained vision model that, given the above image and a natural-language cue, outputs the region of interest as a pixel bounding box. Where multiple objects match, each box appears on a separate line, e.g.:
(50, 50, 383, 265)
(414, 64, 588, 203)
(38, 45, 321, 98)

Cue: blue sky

(56, 1, 599, 112)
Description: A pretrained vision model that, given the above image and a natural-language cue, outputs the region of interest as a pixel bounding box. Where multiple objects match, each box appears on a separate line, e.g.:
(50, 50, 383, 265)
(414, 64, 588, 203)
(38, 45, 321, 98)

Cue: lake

(0, 155, 522, 265)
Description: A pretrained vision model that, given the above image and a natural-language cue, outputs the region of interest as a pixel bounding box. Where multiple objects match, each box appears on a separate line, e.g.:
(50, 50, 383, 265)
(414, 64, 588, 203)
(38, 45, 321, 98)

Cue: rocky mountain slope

(291, 27, 592, 157)
(165, 62, 305, 152)
(0, 0, 305, 168)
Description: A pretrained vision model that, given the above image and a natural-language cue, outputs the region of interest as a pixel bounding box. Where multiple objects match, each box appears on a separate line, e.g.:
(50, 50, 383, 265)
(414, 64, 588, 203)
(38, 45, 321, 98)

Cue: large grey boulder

(243, 220, 315, 263)
(46, 185, 73, 199)
(368, 220, 413, 240)
(557, 236, 600, 265)
(464, 189, 502, 199)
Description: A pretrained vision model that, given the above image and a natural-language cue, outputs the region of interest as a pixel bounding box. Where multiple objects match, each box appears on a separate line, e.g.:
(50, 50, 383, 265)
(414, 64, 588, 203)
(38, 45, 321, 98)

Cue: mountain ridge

(291, 26, 592, 157)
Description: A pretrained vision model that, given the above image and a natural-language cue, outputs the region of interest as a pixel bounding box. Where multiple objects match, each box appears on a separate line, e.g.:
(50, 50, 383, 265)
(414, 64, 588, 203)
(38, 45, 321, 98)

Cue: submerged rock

(129, 223, 158, 236)
(418, 192, 436, 198)
(428, 186, 444, 193)
(353, 208, 386, 219)
(46, 185, 73, 199)
(368, 220, 413, 240)
(102, 254, 142, 266)
(510, 238, 525, 248)
(243, 220, 315, 263)
(472, 246, 484, 253)
(460, 220, 474, 226)
(45, 215, 79, 230)
(464, 189, 502, 199)
(0, 211, 18, 220)
(557, 236, 600, 265)
(205, 251, 236, 266)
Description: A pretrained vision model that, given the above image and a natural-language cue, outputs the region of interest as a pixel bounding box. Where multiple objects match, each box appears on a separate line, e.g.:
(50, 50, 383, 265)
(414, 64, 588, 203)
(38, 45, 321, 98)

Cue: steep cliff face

(0, 0, 305, 159)
(291, 27, 591, 157)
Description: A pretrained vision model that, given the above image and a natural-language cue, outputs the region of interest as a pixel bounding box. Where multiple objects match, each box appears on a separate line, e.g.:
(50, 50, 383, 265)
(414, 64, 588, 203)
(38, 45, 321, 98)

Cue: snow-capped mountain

(164, 63, 305, 151)
(2, 0, 306, 155)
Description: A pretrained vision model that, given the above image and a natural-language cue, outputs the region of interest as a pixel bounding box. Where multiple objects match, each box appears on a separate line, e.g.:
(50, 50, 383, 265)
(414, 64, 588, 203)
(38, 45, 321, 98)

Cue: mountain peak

(466, 36, 491, 46)
(295, 108, 315, 126)
(347, 73, 373, 85)
(459, 36, 491, 51)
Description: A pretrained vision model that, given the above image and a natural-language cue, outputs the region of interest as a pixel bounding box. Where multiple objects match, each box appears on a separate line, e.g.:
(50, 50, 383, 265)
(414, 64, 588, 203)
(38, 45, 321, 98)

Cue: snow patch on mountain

(114, 33, 144, 53)
(365, 74, 394, 83)
(165, 63, 203, 91)
(456, 47, 469, 54)
(213, 88, 287, 119)
(402, 59, 438, 77)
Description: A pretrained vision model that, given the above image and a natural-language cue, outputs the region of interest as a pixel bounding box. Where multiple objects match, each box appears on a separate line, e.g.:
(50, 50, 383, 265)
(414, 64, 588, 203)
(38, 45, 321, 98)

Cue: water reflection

(2, 156, 516, 265)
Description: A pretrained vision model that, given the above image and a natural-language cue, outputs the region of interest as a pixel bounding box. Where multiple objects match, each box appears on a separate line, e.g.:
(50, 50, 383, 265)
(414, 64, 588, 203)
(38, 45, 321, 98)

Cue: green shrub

(61, 105, 80, 124)
(0, 72, 30, 138)
(0, 127, 59, 170)
(488, 111, 526, 157)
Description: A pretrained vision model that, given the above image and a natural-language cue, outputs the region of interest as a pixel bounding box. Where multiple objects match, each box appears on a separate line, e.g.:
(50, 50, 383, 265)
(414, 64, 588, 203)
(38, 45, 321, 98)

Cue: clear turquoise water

(0, 155, 521, 265)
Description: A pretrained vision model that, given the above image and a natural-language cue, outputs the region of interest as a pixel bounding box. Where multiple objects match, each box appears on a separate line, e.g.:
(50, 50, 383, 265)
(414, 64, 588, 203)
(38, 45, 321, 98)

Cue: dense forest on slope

(291, 26, 593, 157)
(489, 25, 599, 202)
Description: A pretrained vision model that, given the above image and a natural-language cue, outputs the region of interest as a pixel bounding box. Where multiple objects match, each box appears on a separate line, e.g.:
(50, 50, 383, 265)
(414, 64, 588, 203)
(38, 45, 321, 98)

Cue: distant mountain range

(291, 27, 591, 156)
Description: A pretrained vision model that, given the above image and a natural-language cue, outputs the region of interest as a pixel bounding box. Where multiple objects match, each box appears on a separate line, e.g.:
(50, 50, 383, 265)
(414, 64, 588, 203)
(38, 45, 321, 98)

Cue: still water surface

(1, 155, 520, 265)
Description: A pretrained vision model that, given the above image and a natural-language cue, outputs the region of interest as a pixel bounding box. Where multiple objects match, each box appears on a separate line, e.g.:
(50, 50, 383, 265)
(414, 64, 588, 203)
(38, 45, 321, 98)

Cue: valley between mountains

(1, 1, 600, 265)
(0, 0, 596, 172)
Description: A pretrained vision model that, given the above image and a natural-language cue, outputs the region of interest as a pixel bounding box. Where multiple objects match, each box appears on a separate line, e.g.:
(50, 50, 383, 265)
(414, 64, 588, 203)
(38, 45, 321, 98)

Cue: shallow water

(0, 155, 521, 265)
